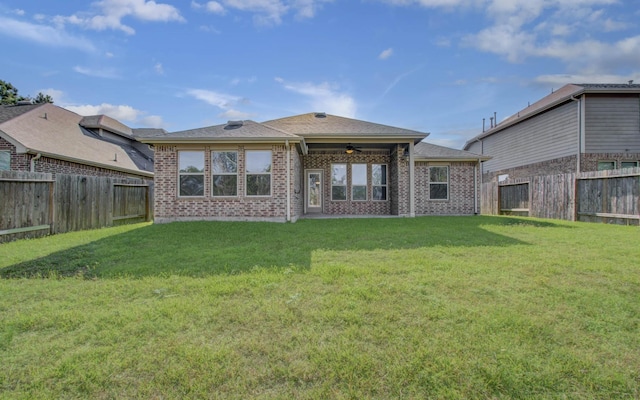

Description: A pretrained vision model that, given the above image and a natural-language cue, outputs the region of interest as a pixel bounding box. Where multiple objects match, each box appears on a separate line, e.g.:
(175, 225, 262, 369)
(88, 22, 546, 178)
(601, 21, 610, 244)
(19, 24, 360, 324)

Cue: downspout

(30, 153, 42, 172)
(409, 141, 415, 217)
(285, 140, 291, 222)
(570, 95, 583, 173)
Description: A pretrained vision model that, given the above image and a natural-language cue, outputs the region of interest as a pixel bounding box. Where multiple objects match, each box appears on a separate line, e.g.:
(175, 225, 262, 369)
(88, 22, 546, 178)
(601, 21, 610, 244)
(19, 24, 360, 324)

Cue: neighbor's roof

(0, 103, 44, 124)
(263, 113, 428, 141)
(414, 141, 490, 161)
(137, 120, 302, 143)
(463, 82, 640, 150)
(0, 103, 153, 177)
(80, 115, 133, 138)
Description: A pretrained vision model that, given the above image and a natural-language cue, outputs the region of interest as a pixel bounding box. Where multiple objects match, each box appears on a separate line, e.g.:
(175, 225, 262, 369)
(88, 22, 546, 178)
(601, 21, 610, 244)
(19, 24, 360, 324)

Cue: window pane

(212, 175, 237, 196)
(621, 161, 638, 168)
(0, 151, 9, 171)
(332, 164, 346, 185)
(430, 183, 448, 200)
(212, 151, 237, 173)
(246, 151, 271, 173)
(372, 164, 386, 185)
(352, 164, 367, 185)
(180, 175, 204, 196)
(247, 174, 271, 196)
(332, 186, 346, 201)
(597, 161, 615, 171)
(352, 185, 367, 200)
(430, 166, 448, 182)
(373, 186, 387, 201)
(179, 151, 204, 173)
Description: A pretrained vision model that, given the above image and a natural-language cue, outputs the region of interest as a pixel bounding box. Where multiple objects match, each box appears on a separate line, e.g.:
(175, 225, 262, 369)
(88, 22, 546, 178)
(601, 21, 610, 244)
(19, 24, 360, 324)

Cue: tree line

(1, 79, 54, 105)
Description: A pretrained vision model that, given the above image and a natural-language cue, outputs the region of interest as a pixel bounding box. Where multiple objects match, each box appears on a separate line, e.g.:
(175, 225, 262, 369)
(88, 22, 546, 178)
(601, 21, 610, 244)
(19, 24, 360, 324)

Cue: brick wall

(581, 152, 640, 171)
(0, 137, 149, 179)
(154, 144, 292, 222)
(414, 161, 478, 215)
(302, 150, 392, 215)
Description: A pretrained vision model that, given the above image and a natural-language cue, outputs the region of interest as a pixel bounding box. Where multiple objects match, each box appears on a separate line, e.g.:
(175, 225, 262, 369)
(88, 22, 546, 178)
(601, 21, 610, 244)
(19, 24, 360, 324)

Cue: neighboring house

(0, 102, 156, 179)
(464, 83, 640, 181)
(138, 113, 488, 222)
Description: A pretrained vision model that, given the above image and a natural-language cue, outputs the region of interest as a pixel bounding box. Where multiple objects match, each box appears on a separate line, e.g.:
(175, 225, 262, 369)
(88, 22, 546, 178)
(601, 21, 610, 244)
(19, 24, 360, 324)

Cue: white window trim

(211, 150, 238, 197)
(331, 163, 347, 201)
(178, 150, 205, 197)
(372, 163, 388, 201)
(245, 150, 272, 197)
(351, 163, 367, 201)
(429, 165, 450, 201)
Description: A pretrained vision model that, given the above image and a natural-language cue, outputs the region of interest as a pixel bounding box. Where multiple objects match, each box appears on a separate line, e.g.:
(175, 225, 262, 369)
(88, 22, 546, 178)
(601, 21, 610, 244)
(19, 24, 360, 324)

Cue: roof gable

(262, 113, 428, 139)
(414, 141, 489, 161)
(137, 120, 301, 143)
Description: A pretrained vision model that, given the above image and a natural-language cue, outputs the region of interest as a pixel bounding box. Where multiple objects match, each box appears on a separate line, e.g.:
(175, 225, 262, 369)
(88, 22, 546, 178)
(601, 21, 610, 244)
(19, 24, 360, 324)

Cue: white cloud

(0, 16, 95, 52)
(13, 9, 25, 16)
(218, 109, 253, 119)
(66, 103, 141, 121)
(73, 65, 120, 79)
(378, 48, 394, 60)
(275, 78, 356, 117)
(186, 89, 244, 109)
(38, 88, 66, 104)
(154, 62, 164, 75)
(65, 102, 166, 128)
(535, 73, 640, 87)
(192, 0, 332, 26)
(55, 0, 184, 35)
(139, 115, 166, 128)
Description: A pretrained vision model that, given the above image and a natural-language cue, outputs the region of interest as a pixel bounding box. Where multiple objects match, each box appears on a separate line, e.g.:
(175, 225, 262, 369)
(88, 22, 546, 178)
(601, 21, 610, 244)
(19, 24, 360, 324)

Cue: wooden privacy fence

(481, 167, 640, 225)
(0, 171, 152, 242)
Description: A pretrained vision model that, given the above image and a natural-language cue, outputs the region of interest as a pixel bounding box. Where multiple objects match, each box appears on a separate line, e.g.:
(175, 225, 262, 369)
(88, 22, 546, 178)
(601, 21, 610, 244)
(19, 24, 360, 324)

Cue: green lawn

(1, 216, 639, 399)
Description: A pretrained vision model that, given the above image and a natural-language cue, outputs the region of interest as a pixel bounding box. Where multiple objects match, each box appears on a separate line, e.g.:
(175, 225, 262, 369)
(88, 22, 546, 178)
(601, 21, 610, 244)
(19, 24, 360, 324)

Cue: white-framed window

(246, 150, 271, 196)
(0, 150, 10, 171)
(429, 165, 449, 200)
(621, 161, 639, 169)
(351, 164, 367, 201)
(331, 163, 347, 201)
(211, 151, 238, 196)
(597, 161, 616, 171)
(372, 164, 387, 201)
(178, 151, 205, 197)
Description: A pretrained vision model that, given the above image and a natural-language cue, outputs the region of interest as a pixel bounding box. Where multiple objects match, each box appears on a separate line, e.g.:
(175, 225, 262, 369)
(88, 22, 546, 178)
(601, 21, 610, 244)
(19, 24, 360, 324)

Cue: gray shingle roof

(137, 120, 301, 141)
(0, 103, 44, 124)
(263, 113, 428, 137)
(414, 141, 489, 161)
(0, 103, 152, 176)
(79, 115, 133, 137)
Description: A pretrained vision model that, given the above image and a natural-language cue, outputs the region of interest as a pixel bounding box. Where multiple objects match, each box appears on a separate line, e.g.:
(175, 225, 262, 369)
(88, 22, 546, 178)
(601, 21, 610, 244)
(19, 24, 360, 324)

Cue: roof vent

(227, 120, 244, 127)
(314, 112, 327, 118)
(16, 100, 33, 106)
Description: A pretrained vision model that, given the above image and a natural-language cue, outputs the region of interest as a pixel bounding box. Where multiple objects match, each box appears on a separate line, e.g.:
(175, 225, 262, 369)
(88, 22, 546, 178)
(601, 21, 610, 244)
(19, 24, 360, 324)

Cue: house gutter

(409, 142, 415, 217)
(285, 140, 291, 222)
(570, 95, 583, 173)
(30, 153, 42, 172)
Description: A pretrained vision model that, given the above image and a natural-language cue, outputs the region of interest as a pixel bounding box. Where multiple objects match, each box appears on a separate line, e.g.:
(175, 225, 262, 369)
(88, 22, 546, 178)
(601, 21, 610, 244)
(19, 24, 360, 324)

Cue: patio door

(305, 170, 323, 213)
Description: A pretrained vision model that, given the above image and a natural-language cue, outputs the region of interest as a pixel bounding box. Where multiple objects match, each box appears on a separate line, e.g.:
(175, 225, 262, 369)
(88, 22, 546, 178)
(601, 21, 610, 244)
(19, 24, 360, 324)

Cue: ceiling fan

(345, 144, 362, 154)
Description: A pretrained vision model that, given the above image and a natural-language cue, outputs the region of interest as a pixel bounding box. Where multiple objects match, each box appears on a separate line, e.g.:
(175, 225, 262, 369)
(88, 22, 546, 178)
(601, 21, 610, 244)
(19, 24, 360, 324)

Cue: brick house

(0, 102, 155, 179)
(464, 83, 640, 181)
(139, 113, 488, 222)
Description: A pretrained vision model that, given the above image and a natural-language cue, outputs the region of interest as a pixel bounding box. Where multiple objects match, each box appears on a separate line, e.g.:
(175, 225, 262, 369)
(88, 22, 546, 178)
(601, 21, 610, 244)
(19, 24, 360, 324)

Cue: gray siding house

(464, 83, 640, 180)
(139, 113, 488, 222)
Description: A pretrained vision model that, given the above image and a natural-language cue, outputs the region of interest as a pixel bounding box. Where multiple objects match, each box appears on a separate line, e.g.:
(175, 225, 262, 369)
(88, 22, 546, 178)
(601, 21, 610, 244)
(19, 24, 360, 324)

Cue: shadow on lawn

(1, 216, 562, 279)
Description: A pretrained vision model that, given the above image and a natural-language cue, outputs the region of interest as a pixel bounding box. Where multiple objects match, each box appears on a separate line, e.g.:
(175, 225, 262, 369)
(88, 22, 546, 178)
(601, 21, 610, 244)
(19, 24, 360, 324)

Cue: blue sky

(1, 0, 638, 149)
